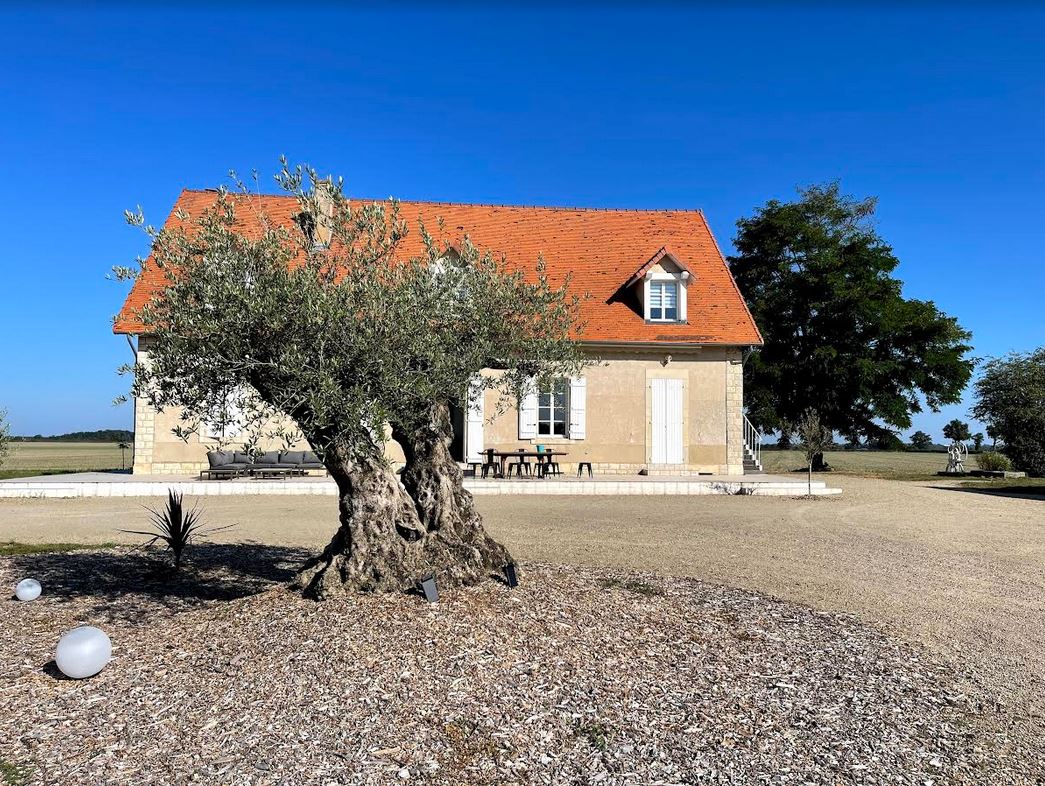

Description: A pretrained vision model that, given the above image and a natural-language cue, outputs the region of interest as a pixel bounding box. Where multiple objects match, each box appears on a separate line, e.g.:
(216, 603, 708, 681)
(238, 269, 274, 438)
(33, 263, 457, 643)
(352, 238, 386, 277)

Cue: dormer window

(642, 266, 689, 324)
(623, 246, 693, 325)
(648, 280, 679, 322)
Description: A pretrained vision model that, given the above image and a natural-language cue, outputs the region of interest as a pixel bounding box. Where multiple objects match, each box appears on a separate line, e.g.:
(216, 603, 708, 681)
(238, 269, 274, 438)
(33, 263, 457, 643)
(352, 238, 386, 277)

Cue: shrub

(977, 451, 1013, 472)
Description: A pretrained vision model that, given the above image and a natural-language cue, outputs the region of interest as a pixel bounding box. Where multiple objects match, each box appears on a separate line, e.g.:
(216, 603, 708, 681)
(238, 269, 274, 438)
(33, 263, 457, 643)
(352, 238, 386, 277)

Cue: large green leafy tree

(942, 418, 971, 443)
(121, 164, 588, 596)
(909, 430, 933, 450)
(972, 348, 1045, 476)
(729, 183, 973, 468)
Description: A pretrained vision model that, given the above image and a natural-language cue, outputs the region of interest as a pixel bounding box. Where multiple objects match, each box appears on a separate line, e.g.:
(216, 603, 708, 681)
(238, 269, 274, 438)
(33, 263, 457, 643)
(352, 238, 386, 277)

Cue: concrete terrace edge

(0, 476, 841, 499)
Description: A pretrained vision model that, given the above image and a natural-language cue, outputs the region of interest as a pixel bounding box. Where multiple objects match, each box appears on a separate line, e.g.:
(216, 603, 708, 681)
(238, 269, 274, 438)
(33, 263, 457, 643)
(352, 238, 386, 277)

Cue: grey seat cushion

(301, 451, 323, 467)
(253, 451, 281, 468)
(232, 451, 253, 465)
(278, 451, 306, 465)
(207, 451, 232, 468)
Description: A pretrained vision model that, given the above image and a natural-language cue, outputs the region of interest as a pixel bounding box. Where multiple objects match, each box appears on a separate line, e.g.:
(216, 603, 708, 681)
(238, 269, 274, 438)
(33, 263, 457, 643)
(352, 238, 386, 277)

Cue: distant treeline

(13, 429, 133, 443)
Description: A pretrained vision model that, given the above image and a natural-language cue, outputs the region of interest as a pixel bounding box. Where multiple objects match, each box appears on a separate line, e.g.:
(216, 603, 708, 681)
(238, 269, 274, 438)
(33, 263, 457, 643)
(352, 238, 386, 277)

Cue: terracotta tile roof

(623, 246, 693, 288)
(114, 189, 762, 346)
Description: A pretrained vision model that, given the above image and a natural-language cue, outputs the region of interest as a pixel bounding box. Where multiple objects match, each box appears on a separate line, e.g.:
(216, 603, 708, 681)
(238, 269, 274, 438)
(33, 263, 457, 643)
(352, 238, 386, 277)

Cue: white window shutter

(568, 376, 586, 439)
(466, 378, 485, 462)
(518, 379, 538, 439)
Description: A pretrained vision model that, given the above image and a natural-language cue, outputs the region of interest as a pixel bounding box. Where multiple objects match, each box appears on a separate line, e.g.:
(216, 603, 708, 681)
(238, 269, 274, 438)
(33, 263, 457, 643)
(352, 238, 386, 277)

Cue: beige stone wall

(132, 343, 746, 476)
(132, 339, 320, 475)
(478, 347, 744, 475)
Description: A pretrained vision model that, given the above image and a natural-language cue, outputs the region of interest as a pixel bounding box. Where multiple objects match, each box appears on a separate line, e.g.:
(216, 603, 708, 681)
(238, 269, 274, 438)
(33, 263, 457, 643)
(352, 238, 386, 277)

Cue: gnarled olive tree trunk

(393, 401, 512, 579)
(293, 405, 511, 598)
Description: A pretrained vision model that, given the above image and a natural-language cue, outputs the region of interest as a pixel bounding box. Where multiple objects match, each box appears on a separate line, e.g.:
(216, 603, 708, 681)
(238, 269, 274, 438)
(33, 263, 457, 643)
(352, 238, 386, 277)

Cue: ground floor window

(538, 378, 569, 436)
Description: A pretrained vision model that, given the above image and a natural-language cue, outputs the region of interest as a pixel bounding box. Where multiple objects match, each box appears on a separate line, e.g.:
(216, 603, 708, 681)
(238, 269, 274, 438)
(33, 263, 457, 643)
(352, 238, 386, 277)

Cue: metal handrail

(743, 416, 763, 469)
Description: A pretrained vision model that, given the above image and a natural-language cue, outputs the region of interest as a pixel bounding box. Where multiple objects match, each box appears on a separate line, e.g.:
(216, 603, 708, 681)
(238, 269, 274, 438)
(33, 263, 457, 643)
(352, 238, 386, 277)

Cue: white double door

(650, 378, 684, 465)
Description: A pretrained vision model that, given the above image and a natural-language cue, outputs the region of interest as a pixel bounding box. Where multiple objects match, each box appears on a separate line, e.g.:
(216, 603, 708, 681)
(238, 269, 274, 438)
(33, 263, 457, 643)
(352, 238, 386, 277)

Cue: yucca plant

(123, 490, 212, 569)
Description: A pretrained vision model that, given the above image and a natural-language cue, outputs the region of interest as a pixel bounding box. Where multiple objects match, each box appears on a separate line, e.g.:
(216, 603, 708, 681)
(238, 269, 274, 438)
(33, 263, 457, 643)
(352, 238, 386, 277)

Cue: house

(114, 190, 764, 476)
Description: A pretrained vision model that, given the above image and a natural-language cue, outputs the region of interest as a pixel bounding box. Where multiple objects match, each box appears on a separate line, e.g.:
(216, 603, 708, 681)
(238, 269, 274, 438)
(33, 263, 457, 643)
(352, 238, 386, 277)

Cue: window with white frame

(203, 387, 246, 440)
(648, 279, 679, 322)
(537, 378, 569, 436)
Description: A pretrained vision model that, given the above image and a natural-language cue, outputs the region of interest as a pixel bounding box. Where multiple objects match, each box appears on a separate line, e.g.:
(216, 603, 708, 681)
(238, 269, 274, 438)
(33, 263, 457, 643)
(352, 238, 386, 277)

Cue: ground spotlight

(504, 562, 519, 589)
(420, 575, 439, 603)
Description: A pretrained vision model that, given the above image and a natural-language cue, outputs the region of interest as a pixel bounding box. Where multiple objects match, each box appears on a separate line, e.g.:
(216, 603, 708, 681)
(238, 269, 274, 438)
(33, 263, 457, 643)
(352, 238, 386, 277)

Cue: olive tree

(122, 164, 588, 596)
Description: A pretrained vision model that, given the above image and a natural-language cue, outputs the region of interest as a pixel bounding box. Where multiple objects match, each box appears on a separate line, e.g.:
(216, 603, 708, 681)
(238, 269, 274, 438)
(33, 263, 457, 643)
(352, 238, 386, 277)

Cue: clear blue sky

(1, 5, 1042, 440)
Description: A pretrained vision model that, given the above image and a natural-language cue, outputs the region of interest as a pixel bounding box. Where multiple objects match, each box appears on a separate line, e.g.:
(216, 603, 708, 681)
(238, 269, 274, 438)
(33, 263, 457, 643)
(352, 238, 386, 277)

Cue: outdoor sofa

(201, 450, 326, 479)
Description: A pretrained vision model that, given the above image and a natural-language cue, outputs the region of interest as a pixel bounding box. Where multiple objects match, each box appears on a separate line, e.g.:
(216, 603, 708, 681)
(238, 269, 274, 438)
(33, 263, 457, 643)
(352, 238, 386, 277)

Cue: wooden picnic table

(493, 449, 568, 478)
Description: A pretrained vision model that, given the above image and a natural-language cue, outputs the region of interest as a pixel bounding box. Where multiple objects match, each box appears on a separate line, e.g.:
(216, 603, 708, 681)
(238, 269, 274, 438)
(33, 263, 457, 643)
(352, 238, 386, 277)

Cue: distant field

(762, 449, 956, 480)
(1, 442, 131, 474)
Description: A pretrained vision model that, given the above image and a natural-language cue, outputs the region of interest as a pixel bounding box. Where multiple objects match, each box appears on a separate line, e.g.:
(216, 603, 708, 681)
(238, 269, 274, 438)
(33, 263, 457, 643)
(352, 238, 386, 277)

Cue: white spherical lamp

(55, 626, 111, 679)
(15, 578, 41, 602)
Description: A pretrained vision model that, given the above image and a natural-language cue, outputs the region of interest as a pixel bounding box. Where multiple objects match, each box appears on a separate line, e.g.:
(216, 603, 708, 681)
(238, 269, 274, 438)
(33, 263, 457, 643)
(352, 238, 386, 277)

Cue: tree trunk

(293, 405, 512, 599)
(292, 447, 425, 598)
(811, 451, 830, 472)
(393, 401, 512, 581)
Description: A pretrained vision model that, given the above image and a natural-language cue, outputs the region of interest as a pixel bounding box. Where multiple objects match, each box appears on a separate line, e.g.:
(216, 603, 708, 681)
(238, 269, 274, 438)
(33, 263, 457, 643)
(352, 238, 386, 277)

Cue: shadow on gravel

(5, 543, 314, 622)
(928, 484, 1045, 501)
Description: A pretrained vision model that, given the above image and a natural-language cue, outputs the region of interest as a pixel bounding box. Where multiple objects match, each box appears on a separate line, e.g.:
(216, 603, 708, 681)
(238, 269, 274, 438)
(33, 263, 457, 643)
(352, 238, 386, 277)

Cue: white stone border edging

(0, 478, 840, 499)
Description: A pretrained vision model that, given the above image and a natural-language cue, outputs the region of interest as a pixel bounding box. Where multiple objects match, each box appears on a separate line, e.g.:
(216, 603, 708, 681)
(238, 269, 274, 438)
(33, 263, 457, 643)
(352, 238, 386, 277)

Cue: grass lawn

(959, 477, 1045, 496)
(762, 448, 1004, 481)
(0, 441, 131, 476)
(0, 541, 117, 557)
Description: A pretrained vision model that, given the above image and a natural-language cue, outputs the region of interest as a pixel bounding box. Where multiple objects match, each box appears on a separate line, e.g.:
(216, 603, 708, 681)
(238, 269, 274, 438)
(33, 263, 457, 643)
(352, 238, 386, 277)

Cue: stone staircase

(742, 416, 765, 474)
(743, 444, 764, 474)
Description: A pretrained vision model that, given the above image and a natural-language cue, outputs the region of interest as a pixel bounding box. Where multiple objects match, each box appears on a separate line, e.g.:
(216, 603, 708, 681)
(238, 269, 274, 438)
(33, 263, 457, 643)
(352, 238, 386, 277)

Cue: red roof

(113, 189, 762, 346)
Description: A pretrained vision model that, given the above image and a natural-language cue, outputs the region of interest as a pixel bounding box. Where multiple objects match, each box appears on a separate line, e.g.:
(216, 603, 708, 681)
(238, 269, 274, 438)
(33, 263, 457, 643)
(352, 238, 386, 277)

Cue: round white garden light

(55, 626, 111, 679)
(15, 578, 41, 602)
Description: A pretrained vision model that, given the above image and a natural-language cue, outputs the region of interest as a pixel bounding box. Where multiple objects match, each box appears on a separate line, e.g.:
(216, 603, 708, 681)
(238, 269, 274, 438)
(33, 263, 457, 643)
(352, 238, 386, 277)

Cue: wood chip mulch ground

(0, 545, 1041, 785)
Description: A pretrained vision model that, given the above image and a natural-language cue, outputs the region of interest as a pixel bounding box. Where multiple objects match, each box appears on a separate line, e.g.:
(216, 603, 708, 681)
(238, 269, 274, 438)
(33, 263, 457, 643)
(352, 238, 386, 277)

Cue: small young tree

(117, 441, 131, 470)
(0, 408, 10, 468)
(796, 409, 831, 496)
(942, 418, 971, 444)
(971, 432, 984, 452)
(909, 430, 933, 451)
(986, 425, 999, 449)
(121, 164, 589, 596)
(973, 348, 1045, 476)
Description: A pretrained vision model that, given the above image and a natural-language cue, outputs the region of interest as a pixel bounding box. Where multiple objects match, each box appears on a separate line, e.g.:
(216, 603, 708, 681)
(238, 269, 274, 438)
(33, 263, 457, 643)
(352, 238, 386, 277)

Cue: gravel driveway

(2, 475, 1044, 748)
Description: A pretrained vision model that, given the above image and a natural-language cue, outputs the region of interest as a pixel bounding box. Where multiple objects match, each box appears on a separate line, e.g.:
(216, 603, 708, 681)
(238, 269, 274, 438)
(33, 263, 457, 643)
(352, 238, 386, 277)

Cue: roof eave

(579, 338, 763, 352)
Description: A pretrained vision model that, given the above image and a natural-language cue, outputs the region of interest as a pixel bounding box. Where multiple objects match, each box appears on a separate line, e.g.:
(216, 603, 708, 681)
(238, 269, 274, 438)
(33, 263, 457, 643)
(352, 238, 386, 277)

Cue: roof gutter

(579, 339, 763, 353)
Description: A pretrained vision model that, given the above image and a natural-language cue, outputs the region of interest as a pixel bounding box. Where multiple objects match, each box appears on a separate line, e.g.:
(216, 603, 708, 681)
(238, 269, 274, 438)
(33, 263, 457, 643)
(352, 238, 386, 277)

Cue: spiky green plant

(123, 490, 214, 569)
